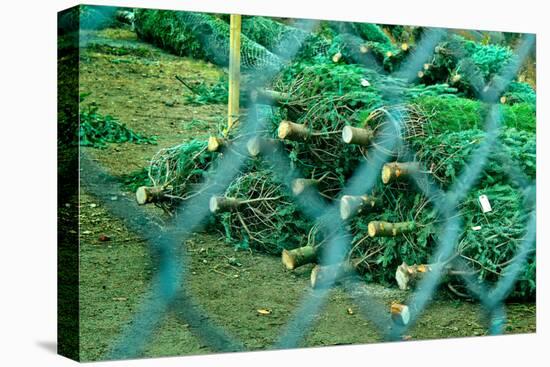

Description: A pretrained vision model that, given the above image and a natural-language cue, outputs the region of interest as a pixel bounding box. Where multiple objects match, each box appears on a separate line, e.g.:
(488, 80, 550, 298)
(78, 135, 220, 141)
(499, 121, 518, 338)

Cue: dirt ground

(76, 28, 536, 362)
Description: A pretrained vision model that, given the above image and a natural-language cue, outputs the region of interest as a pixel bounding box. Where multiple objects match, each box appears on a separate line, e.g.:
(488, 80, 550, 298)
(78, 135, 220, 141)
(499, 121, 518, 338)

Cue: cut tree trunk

(282, 246, 317, 270)
(246, 136, 279, 157)
(396, 262, 471, 291)
(381, 162, 420, 184)
(341, 125, 375, 146)
(332, 52, 343, 63)
(310, 261, 356, 289)
(291, 178, 319, 196)
(136, 186, 165, 205)
(390, 303, 410, 326)
(340, 194, 381, 220)
(278, 121, 312, 141)
(395, 262, 432, 290)
(250, 89, 291, 105)
(368, 221, 415, 237)
(209, 196, 242, 213)
(207, 136, 227, 152)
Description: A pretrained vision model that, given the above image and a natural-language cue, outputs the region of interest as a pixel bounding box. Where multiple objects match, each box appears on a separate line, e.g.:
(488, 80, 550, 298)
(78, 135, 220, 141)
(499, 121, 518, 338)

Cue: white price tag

(478, 195, 492, 213)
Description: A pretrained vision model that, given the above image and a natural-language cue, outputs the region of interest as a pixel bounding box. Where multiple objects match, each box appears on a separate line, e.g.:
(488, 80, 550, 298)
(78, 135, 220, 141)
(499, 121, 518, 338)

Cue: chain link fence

(77, 11, 536, 360)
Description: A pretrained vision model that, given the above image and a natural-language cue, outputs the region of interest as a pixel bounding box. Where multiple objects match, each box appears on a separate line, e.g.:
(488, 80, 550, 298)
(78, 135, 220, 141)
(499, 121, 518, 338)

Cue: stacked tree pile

(342, 127, 535, 297)
(416, 34, 537, 104)
(264, 62, 457, 197)
(132, 14, 536, 298)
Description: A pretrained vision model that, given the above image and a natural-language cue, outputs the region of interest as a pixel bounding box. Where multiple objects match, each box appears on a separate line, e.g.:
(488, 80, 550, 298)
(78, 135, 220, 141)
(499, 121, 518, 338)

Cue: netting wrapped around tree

(345, 127, 535, 297)
(241, 16, 326, 60)
(383, 128, 537, 190)
(136, 140, 218, 214)
(213, 170, 312, 254)
(352, 23, 393, 44)
(501, 81, 536, 107)
(260, 62, 457, 197)
(134, 9, 283, 72)
(321, 20, 420, 72)
(418, 34, 519, 96)
(347, 183, 535, 298)
(413, 95, 536, 133)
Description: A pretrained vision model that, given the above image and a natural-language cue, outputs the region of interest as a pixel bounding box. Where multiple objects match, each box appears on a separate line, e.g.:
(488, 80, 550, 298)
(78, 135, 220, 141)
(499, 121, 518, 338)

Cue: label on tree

(478, 195, 492, 213)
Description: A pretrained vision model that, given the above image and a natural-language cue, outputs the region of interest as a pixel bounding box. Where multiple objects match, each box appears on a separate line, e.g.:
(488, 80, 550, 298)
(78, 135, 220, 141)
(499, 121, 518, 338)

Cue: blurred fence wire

(78, 13, 536, 359)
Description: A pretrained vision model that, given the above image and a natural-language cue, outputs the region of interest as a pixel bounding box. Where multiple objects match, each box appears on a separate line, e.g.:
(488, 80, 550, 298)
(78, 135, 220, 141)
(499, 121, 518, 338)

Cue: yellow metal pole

(226, 14, 242, 136)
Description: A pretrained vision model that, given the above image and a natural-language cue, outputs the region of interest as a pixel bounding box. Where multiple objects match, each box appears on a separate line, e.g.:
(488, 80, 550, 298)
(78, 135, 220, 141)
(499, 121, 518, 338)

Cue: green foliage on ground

(182, 76, 229, 105)
(79, 103, 157, 148)
(119, 168, 150, 193)
(86, 43, 156, 58)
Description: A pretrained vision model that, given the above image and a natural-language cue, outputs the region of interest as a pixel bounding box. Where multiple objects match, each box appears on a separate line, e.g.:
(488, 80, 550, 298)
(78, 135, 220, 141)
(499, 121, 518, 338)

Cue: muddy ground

(75, 28, 536, 362)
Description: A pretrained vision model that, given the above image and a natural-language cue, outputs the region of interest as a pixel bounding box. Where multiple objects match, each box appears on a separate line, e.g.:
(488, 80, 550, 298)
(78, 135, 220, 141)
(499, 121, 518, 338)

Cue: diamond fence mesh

(77, 10, 536, 360)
